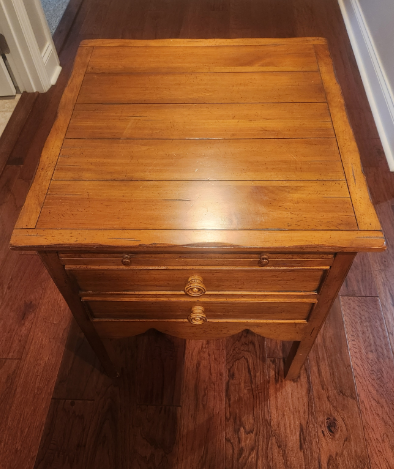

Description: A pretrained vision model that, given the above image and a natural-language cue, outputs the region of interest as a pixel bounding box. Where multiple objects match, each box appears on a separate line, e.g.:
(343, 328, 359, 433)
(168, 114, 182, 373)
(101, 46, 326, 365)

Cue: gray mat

(40, 0, 71, 35)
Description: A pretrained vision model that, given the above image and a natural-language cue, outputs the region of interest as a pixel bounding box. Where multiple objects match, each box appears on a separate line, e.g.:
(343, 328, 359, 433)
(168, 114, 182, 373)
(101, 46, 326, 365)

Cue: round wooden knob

(188, 306, 207, 325)
(122, 254, 132, 266)
(258, 255, 269, 267)
(185, 275, 206, 296)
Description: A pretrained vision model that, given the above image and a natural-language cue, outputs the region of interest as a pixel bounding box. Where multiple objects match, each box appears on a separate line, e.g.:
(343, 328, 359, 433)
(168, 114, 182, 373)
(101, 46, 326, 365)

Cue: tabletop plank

(67, 103, 334, 140)
(77, 72, 326, 104)
(86, 44, 319, 74)
(36, 180, 357, 231)
(55, 138, 345, 181)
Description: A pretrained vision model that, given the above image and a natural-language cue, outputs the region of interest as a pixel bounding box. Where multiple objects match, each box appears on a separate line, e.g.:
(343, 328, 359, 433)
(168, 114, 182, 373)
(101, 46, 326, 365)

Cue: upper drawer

(67, 267, 326, 293)
(60, 252, 334, 268)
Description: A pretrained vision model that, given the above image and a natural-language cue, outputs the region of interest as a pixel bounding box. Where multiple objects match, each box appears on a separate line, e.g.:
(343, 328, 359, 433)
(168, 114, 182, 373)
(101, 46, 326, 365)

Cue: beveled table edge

(10, 229, 386, 252)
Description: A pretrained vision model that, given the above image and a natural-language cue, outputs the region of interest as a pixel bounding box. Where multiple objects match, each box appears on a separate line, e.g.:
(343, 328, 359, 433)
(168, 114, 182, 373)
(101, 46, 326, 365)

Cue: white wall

(358, 0, 394, 98)
(339, 0, 394, 170)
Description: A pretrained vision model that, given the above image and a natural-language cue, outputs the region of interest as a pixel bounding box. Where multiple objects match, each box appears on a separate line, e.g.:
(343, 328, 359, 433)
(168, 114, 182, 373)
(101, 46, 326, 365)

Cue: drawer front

(70, 268, 326, 293)
(85, 297, 314, 320)
(60, 252, 334, 268)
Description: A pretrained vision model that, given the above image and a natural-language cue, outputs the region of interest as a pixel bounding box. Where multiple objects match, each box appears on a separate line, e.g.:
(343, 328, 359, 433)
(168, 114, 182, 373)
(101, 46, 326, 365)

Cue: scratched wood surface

(1, 0, 394, 468)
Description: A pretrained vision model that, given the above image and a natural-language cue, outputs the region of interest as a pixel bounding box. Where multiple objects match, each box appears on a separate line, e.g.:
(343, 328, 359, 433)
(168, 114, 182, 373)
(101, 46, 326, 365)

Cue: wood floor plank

(225, 331, 269, 468)
(37, 180, 356, 231)
(78, 72, 326, 104)
(135, 329, 185, 406)
(0, 92, 38, 171)
(176, 339, 226, 469)
(52, 320, 109, 400)
(341, 296, 394, 469)
(308, 298, 371, 469)
(33, 399, 94, 469)
(0, 254, 50, 359)
(368, 201, 394, 353)
(339, 253, 378, 297)
(0, 358, 19, 437)
(67, 103, 335, 140)
(82, 380, 123, 469)
(52, 0, 85, 54)
(0, 282, 71, 469)
(267, 358, 320, 468)
(265, 339, 292, 359)
(131, 405, 180, 469)
(56, 138, 345, 181)
(86, 44, 319, 73)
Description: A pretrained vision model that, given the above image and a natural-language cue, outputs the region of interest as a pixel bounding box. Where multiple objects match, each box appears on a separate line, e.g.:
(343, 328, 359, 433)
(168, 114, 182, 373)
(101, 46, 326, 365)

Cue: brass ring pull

(185, 275, 206, 297)
(122, 254, 132, 266)
(258, 254, 269, 267)
(188, 306, 207, 325)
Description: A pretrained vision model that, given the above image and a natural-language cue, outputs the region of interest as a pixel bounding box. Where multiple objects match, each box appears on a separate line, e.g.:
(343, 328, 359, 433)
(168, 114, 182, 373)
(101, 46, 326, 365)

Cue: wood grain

(176, 339, 226, 468)
(0, 254, 49, 359)
(93, 319, 308, 341)
(314, 43, 382, 231)
(82, 38, 329, 48)
(285, 252, 356, 379)
(78, 72, 326, 104)
(341, 296, 394, 469)
(2, 2, 392, 469)
(132, 405, 180, 469)
(10, 229, 386, 252)
(339, 253, 378, 297)
(37, 180, 356, 231)
(0, 358, 19, 438)
(267, 358, 320, 468)
(66, 102, 335, 139)
(309, 298, 371, 468)
(0, 282, 71, 469)
(55, 138, 345, 181)
(52, 320, 109, 400)
(86, 43, 320, 73)
(86, 298, 314, 320)
(135, 329, 185, 406)
(71, 266, 325, 292)
(15, 46, 94, 229)
(225, 331, 269, 468)
(0, 92, 38, 172)
(33, 399, 94, 469)
(39, 251, 119, 378)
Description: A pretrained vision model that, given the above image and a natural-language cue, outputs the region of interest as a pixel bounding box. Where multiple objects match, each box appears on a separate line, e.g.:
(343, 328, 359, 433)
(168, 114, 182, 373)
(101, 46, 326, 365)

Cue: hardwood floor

(1, 0, 394, 467)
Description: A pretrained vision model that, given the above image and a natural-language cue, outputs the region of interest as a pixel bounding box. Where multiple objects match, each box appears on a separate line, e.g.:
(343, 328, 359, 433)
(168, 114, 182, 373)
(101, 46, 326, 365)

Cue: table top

(11, 38, 385, 252)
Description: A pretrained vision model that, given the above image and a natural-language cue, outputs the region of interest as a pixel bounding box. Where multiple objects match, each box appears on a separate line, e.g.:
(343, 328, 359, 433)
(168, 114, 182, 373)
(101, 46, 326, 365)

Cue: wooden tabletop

(11, 38, 385, 252)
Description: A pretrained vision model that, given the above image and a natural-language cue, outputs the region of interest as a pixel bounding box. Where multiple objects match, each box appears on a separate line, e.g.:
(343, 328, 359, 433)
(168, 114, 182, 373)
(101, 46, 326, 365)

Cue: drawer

(83, 295, 315, 321)
(60, 252, 334, 268)
(69, 267, 326, 293)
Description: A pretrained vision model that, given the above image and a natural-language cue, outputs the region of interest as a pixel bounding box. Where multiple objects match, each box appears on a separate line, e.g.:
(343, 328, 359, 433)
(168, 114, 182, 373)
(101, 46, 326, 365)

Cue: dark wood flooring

(1, 0, 394, 467)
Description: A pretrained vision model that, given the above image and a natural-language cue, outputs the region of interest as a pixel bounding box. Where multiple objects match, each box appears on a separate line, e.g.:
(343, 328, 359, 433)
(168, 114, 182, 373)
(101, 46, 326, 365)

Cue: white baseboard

(338, 0, 394, 170)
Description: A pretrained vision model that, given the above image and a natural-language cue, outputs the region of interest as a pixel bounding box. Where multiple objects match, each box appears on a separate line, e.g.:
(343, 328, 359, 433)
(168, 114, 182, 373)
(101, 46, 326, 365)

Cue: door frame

(0, 0, 61, 92)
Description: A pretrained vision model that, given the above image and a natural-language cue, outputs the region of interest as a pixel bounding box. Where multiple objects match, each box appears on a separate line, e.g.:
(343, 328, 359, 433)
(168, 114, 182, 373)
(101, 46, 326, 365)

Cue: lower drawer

(84, 296, 315, 321)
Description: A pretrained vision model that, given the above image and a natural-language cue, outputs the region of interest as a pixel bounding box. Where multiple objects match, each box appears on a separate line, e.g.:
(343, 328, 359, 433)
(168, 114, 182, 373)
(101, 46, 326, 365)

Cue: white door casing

(0, 0, 61, 93)
(0, 55, 16, 96)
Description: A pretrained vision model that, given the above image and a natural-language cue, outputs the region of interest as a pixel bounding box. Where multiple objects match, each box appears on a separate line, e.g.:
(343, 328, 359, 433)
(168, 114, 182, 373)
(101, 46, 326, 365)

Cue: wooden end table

(11, 38, 385, 379)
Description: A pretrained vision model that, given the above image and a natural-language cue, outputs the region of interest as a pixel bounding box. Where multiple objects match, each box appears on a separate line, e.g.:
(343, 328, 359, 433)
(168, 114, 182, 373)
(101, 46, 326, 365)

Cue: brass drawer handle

(188, 306, 207, 325)
(258, 254, 269, 267)
(122, 254, 132, 266)
(185, 275, 206, 296)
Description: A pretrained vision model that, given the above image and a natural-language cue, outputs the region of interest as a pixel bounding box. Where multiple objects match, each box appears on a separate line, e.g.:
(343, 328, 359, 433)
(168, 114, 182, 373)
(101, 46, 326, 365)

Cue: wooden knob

(185, 275, 206, 296)
(258, 255, 269, 267)
(122, 254, 132, 266)
(188, 306, 207, 325)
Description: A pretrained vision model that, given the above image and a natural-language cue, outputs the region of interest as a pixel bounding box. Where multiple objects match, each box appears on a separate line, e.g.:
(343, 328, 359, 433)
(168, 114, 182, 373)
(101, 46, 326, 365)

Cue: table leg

(284, 252, 356, 380)
(39, 251, 120, 379)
